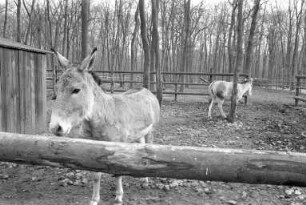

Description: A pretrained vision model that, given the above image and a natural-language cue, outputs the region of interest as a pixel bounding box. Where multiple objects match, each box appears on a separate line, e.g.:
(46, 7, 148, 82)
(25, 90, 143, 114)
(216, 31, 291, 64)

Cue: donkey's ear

(51, 48, 71, 68)
(79, 47, 97, 71)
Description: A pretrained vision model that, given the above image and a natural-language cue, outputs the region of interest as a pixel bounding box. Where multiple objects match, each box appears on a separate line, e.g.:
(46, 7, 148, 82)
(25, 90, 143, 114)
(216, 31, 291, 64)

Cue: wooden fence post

(209, 67, 213, 83)
(174, 83, 178, 101)
(110, 72, 114, 94)
(295, 76, 300, 106)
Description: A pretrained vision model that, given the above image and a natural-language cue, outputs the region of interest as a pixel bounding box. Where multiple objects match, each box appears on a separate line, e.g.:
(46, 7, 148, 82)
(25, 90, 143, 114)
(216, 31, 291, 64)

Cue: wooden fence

(47, 69, 249, 101)
(294, 75, 306, 106)
(0, 38, 51, 134)
(1, 131, 306, 187)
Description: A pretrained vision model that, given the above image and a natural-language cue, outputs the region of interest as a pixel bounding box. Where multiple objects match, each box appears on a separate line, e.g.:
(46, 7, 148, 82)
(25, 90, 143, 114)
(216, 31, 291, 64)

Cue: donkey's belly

(81, 123, 128, 142)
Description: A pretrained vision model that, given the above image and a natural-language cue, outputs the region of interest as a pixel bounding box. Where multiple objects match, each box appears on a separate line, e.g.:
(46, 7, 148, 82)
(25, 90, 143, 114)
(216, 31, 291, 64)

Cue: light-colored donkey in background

(49, 48, 160, 205)
(207, 78, 253, 119)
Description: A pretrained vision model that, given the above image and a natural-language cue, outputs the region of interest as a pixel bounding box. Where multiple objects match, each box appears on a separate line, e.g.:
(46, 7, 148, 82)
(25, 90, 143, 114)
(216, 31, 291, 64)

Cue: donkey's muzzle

(50, 124, 64, 136)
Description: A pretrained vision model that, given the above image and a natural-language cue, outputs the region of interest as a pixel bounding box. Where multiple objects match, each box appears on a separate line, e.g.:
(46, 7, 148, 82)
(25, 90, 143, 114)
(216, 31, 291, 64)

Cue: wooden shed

(0, 38, 50, 134)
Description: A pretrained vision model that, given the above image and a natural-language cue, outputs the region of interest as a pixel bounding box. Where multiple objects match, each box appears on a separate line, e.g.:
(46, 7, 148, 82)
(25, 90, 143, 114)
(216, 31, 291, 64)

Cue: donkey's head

(49, 48, 98, 136)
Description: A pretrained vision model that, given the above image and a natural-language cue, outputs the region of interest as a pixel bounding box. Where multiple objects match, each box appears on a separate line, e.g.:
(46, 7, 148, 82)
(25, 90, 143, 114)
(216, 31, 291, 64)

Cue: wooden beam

(0, 132, 306, 187)
(294, 96, 306, 102)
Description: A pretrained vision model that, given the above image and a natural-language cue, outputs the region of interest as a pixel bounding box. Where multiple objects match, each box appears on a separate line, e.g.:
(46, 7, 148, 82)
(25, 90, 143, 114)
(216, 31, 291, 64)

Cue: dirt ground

(1, 87, 306, 205)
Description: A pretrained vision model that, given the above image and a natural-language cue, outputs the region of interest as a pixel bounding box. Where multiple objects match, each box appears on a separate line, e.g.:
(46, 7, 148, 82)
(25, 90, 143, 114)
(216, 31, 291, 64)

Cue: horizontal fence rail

(1, 132, 306, 187)
(46, 70, 250, 101)
(47, 70, 305, 103)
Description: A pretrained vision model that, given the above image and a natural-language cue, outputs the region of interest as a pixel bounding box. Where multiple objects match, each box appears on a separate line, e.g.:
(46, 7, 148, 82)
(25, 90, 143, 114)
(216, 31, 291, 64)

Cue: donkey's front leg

(90, 172, 101, 205)
(114, 176, 123, 204)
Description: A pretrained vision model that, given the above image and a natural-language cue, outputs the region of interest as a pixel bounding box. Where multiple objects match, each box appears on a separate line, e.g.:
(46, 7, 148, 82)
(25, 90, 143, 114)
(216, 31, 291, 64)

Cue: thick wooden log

(0, 132, 306, 187)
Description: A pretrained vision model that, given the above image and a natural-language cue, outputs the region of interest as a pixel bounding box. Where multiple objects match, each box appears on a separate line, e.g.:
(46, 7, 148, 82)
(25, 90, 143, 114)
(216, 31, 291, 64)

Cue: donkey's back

(111, 88, 160, 141)
(114, 88, 160, 123)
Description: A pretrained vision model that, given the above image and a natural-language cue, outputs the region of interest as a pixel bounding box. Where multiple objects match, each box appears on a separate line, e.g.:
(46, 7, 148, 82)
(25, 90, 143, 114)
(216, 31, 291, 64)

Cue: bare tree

(285, 2, 294, 87)
(228, 0, 237, 79)
(81, 0, 89, 59)
(23, 0, 36, 45)
(139, 0, 150, 89)
(151, 0, 162, 104)
(62, 0, 69, 55)
(302, 7, 306, 75)
(291, 0, 304, 87)
(244, 0, 261, 76)
(2, 0, 8, 37)
(180, 0, 191, 91)
(16, 0, 21, 42)
(228, 0, 243, 123)
(130, 4, 139, 88)
(45, 0, 53, 49)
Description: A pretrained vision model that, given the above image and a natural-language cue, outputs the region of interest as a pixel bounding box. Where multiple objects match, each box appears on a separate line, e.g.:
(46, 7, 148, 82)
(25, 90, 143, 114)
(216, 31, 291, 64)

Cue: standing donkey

(207, 78, 253, 119)
(49, 48, 160, 205)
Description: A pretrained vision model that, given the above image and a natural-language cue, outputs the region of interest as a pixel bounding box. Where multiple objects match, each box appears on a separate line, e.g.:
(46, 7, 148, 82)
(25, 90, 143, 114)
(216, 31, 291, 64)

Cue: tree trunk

(1, 132, 306, 187)
(139, 0, 150, 89)
(36, 4, 42, 49)
(2, 0, 8, 38)
(130, 5, 140, 88)
(302, 10, 306, 75)
(151, 0, 162, 105)
(81, 0, 89, 59)
(286, 5, 293, 88)
(291, 0, 304, 86)
(244, 0, 260, 76)
(228, 0, 243, 123)
(23, 0, 36, 45)
(227, 0, 237, 81)
(16, 0, 21, 42)
(62, 0, 69, 55)
(180, 0, 191, 92)
(45, 0, 53, 49)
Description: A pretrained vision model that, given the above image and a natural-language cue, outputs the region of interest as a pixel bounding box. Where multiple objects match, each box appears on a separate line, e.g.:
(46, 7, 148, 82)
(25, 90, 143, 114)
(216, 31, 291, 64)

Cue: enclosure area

(0, 87, 305, 205)
(2, 0, 306, 204)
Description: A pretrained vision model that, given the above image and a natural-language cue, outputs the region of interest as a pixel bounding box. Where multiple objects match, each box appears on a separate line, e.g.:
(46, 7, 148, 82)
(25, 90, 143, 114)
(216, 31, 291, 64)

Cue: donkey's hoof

(114, 196, 123, 205)
(89, 201, 99, 205)
(114, 200, 123, 205)
(140, 177, 149, 188)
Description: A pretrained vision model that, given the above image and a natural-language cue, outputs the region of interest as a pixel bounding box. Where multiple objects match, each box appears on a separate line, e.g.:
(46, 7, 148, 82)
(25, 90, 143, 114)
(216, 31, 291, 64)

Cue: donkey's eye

(72, 88, 81, 94)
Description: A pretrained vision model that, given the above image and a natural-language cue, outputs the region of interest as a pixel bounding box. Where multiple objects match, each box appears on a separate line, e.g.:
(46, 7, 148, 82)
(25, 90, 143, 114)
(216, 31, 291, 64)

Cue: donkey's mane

(89, 71, 102, 86)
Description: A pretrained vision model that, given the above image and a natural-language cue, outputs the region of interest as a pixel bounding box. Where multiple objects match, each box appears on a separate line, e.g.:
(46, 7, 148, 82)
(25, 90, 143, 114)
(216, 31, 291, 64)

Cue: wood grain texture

(0, 48, 3, 131)
(18, 50, 25, 133)
(0, 132, 306, 187)
(0, 46, 47, 134)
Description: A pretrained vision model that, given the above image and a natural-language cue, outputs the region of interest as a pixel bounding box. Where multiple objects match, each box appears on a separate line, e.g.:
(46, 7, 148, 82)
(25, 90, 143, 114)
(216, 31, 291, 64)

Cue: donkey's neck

(81, 83, 117, 140)
(91, 84, 115, 124)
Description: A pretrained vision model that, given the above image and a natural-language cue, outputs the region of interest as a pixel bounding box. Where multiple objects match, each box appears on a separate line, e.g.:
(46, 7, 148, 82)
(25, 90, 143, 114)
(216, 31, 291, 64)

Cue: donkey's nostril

(52, 124, 64, 136)
(56, 125, 63, 133)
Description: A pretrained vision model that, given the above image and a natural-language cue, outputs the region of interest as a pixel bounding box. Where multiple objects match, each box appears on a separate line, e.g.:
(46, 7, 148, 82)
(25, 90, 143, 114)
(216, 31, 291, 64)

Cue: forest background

(0, 0, 305, 88)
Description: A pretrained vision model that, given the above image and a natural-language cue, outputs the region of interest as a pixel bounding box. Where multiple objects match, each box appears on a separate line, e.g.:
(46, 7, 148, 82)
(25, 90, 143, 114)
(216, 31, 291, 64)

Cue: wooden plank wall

(0, 47, 47, 134)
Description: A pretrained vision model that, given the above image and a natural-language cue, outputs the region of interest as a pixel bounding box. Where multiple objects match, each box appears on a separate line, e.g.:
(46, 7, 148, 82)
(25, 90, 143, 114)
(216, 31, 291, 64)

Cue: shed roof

(0, 38, 52, 54)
